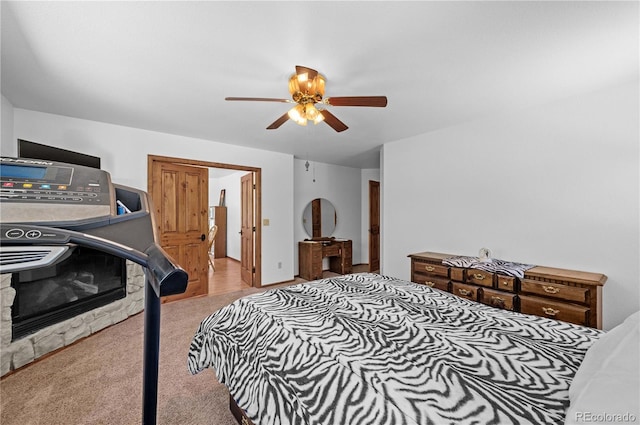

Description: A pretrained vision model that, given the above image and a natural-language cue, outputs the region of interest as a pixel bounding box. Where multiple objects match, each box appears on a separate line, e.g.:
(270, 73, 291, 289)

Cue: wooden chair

(207, 224, 218, 270)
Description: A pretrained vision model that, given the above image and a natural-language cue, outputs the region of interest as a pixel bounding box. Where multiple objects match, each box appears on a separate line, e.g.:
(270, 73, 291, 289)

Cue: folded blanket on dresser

(188, 273, 601, 425)
(442, 255, 536, 278)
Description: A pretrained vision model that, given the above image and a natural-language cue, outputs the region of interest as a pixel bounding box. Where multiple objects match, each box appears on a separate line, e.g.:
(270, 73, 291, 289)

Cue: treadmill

(0, 156, 188, 424)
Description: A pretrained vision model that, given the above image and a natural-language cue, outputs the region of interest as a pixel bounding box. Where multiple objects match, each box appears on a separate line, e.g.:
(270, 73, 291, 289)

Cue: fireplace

(1, 260, 145, 376)
(10, 247, 126, 341)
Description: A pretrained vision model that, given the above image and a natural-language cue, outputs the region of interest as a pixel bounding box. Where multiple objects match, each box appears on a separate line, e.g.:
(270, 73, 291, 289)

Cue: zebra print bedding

(188, 273, 602, 425)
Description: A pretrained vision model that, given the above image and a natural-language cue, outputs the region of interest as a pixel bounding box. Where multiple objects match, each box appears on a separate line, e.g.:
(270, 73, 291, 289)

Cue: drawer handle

(458, 288, 472, 296)
(425, 281, 435, 288)
(424, 265, 435, 272)
(542, 307, 560, 316)
(472, 273, 485, 280)
(491, 296, 505, 308)
(501, 280, 510, 286)
(543, 286, 560, 294)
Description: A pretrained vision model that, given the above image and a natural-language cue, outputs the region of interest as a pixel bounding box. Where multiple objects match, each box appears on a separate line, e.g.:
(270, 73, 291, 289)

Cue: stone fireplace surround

(1, 261, 145, 376)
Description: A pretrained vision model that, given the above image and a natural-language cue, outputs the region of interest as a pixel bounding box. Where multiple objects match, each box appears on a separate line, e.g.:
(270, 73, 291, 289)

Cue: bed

(188, 273, 639, 425)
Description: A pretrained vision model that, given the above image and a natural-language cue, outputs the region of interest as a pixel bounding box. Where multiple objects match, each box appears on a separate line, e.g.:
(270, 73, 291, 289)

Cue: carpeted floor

(0, 286, 267, 425)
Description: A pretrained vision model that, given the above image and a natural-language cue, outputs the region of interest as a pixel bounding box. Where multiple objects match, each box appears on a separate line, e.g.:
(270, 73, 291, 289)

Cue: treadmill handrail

(0, 224, 188, 297)
(1, 224, 150, 267)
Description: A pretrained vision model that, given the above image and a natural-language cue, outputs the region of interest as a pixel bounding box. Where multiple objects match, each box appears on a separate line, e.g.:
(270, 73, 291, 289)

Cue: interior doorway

(147, 155, 262, 300)
(369, 180, 380, 272)
(208, 168, 255, 288)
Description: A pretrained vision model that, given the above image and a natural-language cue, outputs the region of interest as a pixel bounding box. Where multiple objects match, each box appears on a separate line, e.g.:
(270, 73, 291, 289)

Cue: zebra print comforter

(188, 273, 601, 425)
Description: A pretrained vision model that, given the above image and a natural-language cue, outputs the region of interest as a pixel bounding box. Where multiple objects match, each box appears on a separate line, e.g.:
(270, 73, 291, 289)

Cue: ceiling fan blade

(225, 97, 291, 103)
(295, 65, 318, 81)
(320, 110, 348, 132)
(266, 112, 290, 130)
(294, 66, 319, 95)
(325, 96, 388, 107)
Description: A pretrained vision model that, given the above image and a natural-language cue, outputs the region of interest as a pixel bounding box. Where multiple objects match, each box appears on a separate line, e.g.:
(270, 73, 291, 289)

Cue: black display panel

(0, 159, 74, 186)
(18, 139, 101, 169)
(0, 164, 47, 179)
(0, 157, 109, 209)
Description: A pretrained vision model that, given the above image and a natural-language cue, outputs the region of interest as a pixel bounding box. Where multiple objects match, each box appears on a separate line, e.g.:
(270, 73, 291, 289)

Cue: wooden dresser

(299, 239, 352, 281)
(408, 251, 607, 329)
(212, 206, 227, 258)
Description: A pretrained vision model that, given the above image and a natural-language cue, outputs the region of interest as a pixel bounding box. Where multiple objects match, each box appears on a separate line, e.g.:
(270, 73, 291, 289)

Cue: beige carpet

(0, 286, 267, 425)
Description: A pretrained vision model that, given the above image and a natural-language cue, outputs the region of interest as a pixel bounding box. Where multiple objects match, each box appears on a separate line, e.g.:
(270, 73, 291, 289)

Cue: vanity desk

(299, 198, 352, 280)
(299, 238, 352, 281)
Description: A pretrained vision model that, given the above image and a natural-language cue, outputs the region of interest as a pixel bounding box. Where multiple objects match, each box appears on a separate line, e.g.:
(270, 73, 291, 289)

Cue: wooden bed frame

(229, 393, 255, 425)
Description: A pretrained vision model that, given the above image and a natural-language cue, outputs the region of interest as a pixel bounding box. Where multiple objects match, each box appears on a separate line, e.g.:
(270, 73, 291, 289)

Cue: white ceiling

(1, 1, 637, 169)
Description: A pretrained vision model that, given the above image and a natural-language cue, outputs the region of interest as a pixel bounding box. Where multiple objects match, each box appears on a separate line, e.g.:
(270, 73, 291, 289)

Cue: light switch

(263, 218, 270, 226)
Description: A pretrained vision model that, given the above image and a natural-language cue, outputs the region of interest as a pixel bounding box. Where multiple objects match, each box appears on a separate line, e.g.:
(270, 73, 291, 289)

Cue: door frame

(147, 154, 262, 288)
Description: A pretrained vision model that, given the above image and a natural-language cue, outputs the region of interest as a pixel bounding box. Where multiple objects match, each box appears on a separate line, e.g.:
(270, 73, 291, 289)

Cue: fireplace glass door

(11, 246, 126, 340)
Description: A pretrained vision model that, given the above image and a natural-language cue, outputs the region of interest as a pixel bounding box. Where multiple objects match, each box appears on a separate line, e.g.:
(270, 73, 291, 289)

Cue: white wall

(1, 95, 14, 155)
(11, 108, 295, 285)
(293, 159, 364, 273)
(382, 81, 639, 330)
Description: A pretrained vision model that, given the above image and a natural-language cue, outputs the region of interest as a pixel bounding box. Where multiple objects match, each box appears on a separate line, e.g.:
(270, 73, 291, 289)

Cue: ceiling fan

(225, 65, 388, 132)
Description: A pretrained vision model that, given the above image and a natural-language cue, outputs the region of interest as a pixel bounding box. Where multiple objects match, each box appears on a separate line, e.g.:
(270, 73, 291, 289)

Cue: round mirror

(302, 198, 336, 238)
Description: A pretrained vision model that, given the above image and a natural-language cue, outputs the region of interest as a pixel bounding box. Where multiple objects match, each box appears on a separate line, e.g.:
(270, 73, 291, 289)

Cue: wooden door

(240, 172, 254, 286)
(150, 161, 208, 301)
(369, 180, 380, 272)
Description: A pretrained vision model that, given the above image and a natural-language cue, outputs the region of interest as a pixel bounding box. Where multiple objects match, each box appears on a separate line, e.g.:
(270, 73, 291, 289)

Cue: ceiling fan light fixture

(310, 74, 325, 97)
(305, 103, 320, 121)
(289, 73, 325, 98)
(313, 111, 325, 125)
(297, 72, 308, 85)
(289, 103, 327, 126)
(288, 75, 300, 95)
(287, 104, 301, 120)
(288, 104, 307, 126)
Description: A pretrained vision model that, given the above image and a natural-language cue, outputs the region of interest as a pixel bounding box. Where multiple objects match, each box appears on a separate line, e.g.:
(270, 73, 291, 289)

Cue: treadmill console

(0, 157, 113, 225)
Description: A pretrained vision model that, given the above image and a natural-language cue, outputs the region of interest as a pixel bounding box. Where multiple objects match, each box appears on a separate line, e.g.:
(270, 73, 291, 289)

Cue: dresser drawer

(450, 267, 465, 282)
(479, 288, 516, 311)
(302, 242, 322, 257)
(299, 243, 323, 281)
(451, 282, 479, 301)
(413, 275, 450, 291)
(465, 269, 494, 287)
(496, 275, 517, 293)
(323, 244, 341, 257)
(520, 295, 590, 326)
(412, 260, 449, 278)
(520, 279, 589, 304)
